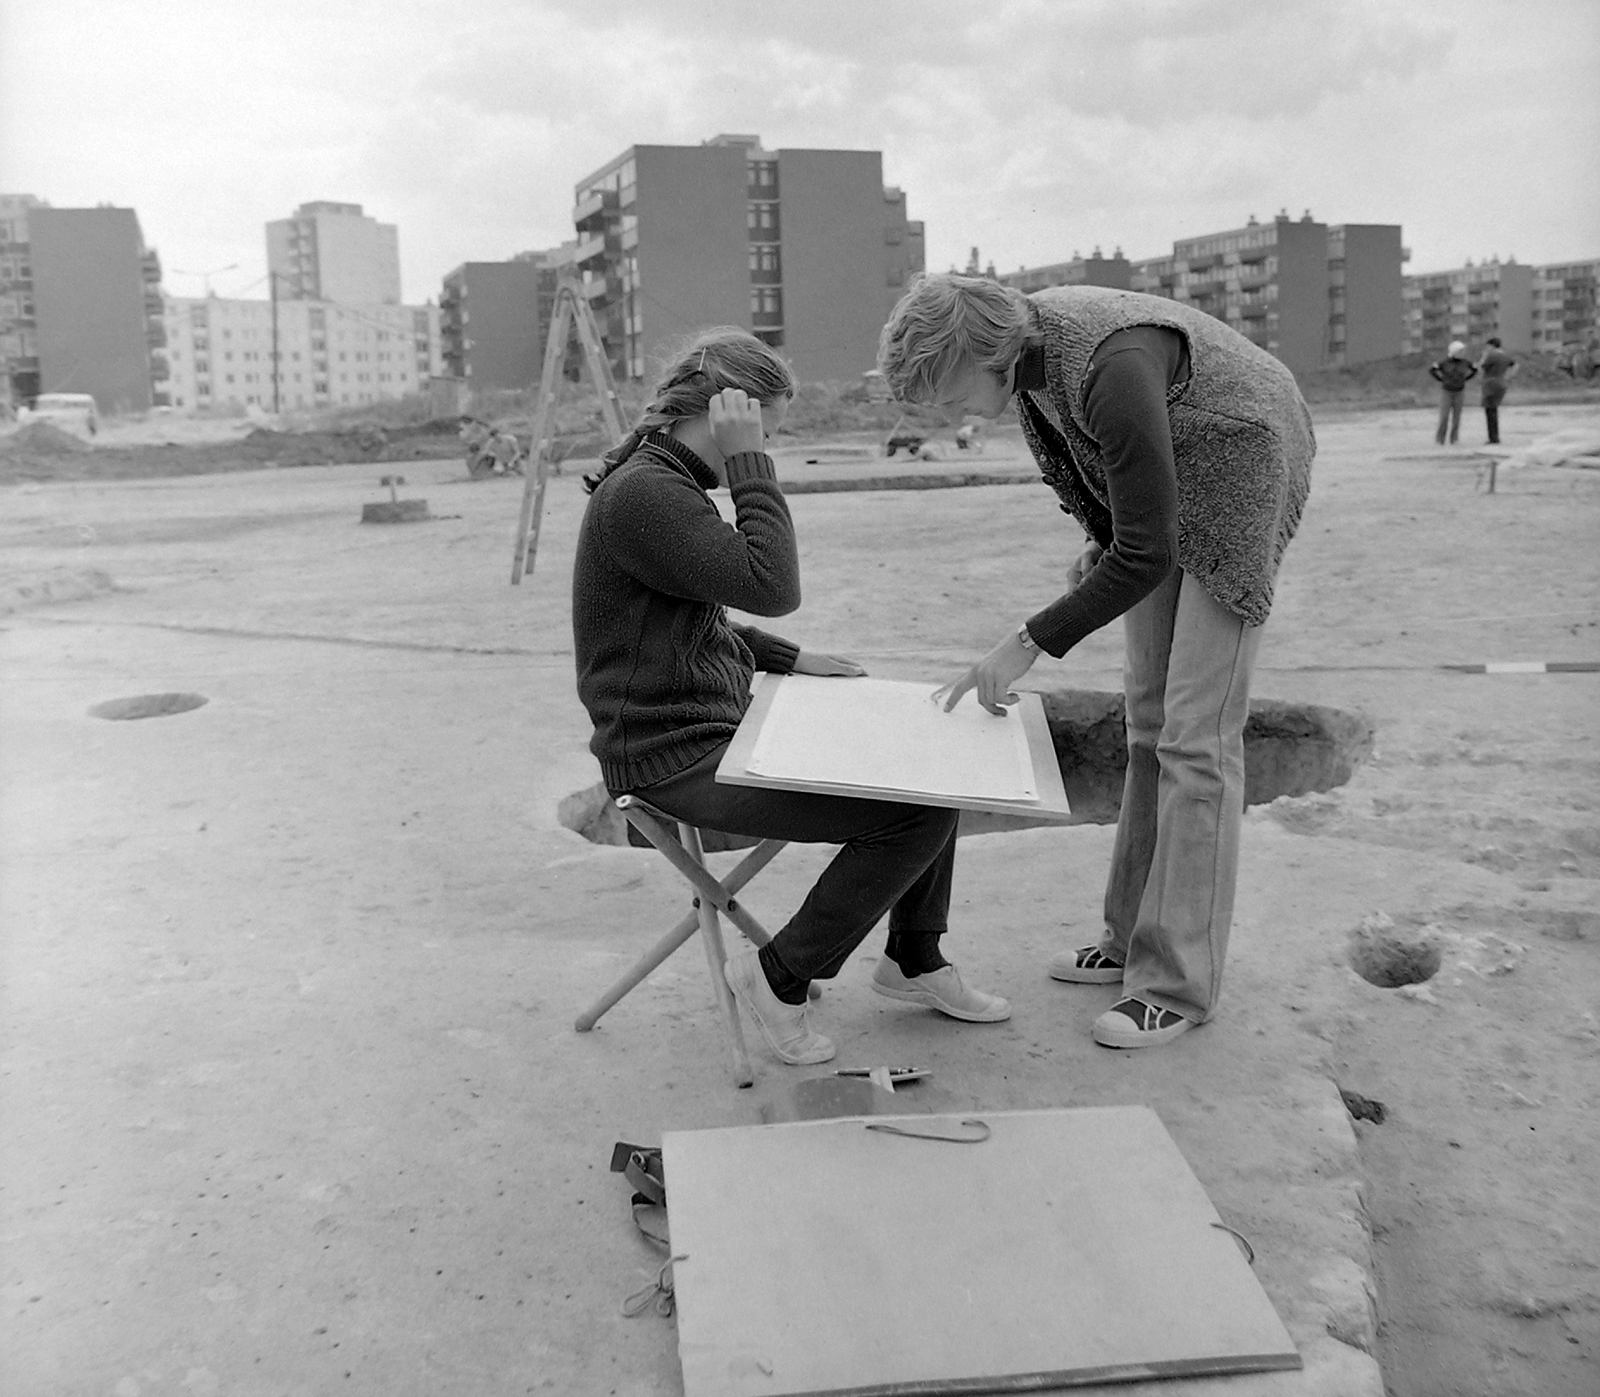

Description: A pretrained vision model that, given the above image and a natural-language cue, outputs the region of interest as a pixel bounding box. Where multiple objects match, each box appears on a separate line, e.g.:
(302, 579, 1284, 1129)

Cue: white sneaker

(1047, 945, 1125, 984)
(723, 947, 835, 1065)
(870, 959, 1011, 1023)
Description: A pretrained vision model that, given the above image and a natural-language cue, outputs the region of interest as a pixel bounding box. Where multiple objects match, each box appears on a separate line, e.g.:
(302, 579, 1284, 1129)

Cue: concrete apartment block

(160, 296, 440, 412)
(1127, 215, 1404, 377)
(1403, 259, 1536, 357)
(882, 186, 925, 311)
(1261, 217, 1330, 377)
(440, 261, 548, 392)
(999, 251, 1133, 294)
(573, 134, 919, 383)
(777, 147, 896, 381)
(29, 206, 157, 414)
(267, 202, 402, 306)
(0, 193, 47, 412)
(1328, 225, 1405, 368)
(1531, 260, 1599, 354)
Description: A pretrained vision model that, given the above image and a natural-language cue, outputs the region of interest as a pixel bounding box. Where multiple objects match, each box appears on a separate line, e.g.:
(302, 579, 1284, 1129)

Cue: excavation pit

(1349, 916, 1444, 988)
(88, 693, 209, 721)
(559, 688, 1374, 846)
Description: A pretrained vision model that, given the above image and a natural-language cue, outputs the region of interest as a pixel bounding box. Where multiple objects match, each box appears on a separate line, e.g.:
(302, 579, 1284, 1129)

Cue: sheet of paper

(746, 675, 1037, 803)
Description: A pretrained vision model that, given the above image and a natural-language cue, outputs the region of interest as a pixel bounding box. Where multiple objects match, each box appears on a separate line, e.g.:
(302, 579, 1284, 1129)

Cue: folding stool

(573, 794, 790, 1087)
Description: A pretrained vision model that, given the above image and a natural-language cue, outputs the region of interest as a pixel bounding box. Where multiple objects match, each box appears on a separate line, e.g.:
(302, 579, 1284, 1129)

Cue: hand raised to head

(708, 388, 767, 458)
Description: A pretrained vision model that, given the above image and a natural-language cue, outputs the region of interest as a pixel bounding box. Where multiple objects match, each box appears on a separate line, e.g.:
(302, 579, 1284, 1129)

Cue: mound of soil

(6, 421, 94, 455)
(0, 417, 464, 484)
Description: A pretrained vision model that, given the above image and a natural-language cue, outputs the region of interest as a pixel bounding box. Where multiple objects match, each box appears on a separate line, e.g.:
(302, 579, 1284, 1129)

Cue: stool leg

(573, 909, 699, 1031)
(682, 824, 754, 1088)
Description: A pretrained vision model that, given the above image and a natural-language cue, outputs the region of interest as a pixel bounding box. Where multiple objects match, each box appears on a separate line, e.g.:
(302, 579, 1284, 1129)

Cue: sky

(2, 0, 1597, 305)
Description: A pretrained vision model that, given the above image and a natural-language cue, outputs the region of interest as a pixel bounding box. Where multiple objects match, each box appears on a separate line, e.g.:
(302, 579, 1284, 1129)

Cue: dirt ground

(1, 399, 1597, 1395)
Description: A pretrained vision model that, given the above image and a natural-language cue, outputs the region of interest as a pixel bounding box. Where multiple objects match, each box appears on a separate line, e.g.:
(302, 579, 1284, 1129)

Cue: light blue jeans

(1100, 567, 1262, 1022)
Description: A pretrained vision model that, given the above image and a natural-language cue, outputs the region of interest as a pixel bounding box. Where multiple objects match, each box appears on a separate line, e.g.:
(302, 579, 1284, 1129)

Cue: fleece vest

(1018, 286, 1315, 627)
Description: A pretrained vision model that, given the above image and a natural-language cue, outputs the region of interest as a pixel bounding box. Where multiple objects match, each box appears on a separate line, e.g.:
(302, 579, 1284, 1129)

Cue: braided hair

(583, 328, 796, 493)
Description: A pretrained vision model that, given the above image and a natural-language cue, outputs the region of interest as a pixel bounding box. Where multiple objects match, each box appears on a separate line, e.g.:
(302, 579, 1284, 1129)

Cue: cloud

(1, 0, 1593, 300)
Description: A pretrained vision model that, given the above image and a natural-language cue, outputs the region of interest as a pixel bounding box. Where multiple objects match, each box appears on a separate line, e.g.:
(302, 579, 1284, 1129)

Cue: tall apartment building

(999, 249, 1132, 294)
(0, 194, 45, 412)
(1402, 258, 1536, 357)
(571, 134, 922, 382)
(266, 201, 401, 306)
(1127, 214, 1403, 376)
(1326, 224, 1405, 368)
(1, 202, 168, 414)
(439, 245, 574, 392)
(159, 295, 440, 412)
(1531, 260, 1599, 354)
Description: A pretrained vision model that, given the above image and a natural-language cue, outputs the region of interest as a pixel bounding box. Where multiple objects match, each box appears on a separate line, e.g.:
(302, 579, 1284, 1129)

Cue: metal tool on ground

(360, 475, 429, 524)
(509, 278, 627, 583)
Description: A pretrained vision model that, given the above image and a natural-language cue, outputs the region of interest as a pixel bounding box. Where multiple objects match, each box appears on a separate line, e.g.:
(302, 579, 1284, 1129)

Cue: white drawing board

(718, 674, 1072, 821)
(664, 1106, 1301, 1397)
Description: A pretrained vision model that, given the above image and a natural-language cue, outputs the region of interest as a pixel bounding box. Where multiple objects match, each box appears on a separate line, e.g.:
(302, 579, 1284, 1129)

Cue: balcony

(572, 189, 618, 231)
(574, 232, 614, 269)
(583, 274, 617, 307)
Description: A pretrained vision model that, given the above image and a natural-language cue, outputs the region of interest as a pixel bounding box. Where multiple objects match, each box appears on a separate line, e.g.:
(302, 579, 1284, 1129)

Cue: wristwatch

(1016, 622, 1041, 654)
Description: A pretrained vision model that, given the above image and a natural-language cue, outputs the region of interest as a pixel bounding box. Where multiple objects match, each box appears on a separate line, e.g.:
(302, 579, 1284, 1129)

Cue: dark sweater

(1430, 357, 1478, 393)
(1018, 325, 1186, 656)
(572, 431, 801, 793)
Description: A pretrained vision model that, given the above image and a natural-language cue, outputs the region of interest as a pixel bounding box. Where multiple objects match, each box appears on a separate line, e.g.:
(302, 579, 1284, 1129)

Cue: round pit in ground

(88, 693, 209, 721)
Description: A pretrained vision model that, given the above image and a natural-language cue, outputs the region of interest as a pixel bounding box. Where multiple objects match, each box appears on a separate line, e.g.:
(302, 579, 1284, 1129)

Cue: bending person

(879, 276, 1314, 1049)
(572, 329, 1008, 1067)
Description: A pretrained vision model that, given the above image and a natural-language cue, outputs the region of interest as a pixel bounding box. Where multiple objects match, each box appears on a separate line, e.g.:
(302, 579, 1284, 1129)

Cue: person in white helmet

(1429, 340, 1477, 445)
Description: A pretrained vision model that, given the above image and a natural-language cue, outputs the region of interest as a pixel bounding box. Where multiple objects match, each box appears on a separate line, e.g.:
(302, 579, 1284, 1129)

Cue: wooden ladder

(509, 278, 628, 584)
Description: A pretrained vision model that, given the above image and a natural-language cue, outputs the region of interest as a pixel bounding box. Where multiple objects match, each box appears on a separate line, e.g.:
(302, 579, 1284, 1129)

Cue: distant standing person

(1477, 337, 1517, 445)
(1429, 340, 1477, 445)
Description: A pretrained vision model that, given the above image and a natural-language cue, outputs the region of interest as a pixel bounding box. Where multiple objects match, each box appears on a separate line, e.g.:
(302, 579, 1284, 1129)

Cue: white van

(19, 393, 101, 436)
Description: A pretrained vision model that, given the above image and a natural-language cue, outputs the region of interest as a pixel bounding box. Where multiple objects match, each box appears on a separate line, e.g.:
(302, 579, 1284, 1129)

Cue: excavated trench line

(559, 687, 1375, 849)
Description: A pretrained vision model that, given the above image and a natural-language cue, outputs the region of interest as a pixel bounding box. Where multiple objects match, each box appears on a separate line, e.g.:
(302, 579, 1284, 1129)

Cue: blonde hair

(586, 328, 795, 490)
(877, 273, 1033, 403)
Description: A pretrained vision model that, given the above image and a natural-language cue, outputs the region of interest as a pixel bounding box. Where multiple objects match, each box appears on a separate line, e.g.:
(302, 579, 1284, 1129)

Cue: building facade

(571, 134, 922, 382)
(1531, 260, 1599, 356)
(1403, 257, 1598, 360)
(3, 202, 168, 414)
(266, 202, 401, 306)
(1124, 214, 1404, 376)
(1402, 258, 1536, 358)
(439, 244, 573, 392)
(999, 249, 1132, 294)
(159, 295, 441, 413)
(0, 194, 45, 413)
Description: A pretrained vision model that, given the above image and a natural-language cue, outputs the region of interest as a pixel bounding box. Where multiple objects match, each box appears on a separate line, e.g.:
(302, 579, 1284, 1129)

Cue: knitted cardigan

(572, 432, 800, 793)
(1019, 286, 1316, 627)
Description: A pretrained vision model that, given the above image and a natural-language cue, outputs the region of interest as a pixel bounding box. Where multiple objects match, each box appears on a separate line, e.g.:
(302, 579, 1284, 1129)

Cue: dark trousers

(632, 745, 959, 984)
(1483, 386, 1506, 444)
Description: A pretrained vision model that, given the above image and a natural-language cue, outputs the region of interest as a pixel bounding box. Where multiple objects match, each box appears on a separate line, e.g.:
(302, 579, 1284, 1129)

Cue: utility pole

(269, 271, 281, 413)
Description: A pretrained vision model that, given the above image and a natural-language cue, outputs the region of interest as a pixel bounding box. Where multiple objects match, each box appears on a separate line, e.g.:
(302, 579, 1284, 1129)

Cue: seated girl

(572, 329, 1008, 1066)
